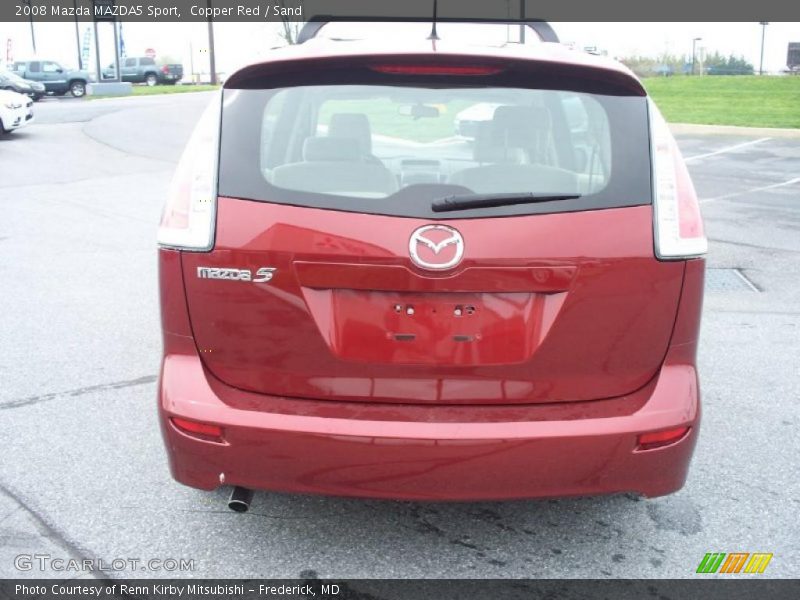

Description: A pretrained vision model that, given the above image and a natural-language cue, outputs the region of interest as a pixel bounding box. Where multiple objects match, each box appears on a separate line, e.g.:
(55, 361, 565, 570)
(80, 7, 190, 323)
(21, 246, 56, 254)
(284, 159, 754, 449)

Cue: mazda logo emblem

(408, 225, 464, 271)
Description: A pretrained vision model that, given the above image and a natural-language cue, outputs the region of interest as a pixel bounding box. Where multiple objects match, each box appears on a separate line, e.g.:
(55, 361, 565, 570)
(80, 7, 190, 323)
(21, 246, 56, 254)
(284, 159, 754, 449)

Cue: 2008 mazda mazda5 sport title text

(156, 19, 706, 510)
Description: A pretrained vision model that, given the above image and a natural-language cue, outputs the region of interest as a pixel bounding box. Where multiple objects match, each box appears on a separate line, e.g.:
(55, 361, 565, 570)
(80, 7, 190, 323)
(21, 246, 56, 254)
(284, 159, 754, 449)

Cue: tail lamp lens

(157, 92, 221, 251)
(650, 101, 707, 260)
(637, 426, 690, 451)
(170, 417, 224, 442)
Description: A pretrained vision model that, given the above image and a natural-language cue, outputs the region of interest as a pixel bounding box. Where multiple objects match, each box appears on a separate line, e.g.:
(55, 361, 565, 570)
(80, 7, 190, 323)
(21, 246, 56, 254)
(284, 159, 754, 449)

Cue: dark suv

(11, 60, 92, 97)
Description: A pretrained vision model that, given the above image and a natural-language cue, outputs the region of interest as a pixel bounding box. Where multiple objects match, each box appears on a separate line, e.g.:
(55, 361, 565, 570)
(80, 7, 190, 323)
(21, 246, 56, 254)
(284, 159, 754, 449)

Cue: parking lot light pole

(692, 37, 702, 75)
(22, 0, 37, 54)
(29, 16, 36, 55)
(207, 0, 218, 85)
(93, 21, 102, 82)
(112, 19, 120, 82)
(73, 1, 83, 69)
(759, 22, 769, 75)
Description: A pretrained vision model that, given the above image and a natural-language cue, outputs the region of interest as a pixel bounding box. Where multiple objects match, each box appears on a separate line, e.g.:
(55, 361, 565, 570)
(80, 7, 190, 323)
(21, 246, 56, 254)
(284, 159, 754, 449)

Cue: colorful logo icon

(696, 552, 773, 574)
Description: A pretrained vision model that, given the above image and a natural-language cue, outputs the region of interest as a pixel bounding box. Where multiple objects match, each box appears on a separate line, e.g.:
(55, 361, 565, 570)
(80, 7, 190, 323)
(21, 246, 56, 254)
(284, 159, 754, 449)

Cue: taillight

(649, 101, 707, 260)
(157, 92, 221, 251)
(161, 65, 169, 74)
(369, 64, 504, 76)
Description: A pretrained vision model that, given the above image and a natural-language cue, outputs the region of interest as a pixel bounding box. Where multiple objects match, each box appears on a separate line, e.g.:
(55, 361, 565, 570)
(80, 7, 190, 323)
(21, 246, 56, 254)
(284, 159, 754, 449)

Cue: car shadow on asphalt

(165, 484, 700, 576)
(0, 132, 34, 142)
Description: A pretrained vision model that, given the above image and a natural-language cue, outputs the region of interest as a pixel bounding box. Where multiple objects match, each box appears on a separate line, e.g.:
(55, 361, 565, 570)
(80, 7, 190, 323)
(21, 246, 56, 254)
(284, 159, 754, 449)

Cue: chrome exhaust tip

(228, 486, 254, 513)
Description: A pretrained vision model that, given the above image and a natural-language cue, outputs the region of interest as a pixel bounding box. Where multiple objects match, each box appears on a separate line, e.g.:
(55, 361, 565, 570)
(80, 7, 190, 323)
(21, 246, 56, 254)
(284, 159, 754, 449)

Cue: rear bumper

(158, 339, 700, 501)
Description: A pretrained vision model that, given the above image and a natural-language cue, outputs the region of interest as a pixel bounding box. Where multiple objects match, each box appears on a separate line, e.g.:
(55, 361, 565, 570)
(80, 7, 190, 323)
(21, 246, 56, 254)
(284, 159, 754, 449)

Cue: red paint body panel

(158, 41, 706, 500)
(158, 225, 704, 502)
(180, 200, 684, 405)
(158, 330, 700, 500)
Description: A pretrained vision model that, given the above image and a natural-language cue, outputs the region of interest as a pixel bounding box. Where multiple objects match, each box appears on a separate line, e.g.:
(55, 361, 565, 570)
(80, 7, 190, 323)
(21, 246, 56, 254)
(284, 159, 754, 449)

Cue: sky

(0, 21, 797, 77)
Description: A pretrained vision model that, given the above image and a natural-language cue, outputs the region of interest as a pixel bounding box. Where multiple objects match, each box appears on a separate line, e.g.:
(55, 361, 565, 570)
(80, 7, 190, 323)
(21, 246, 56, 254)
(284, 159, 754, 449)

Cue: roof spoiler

(297, 16, 560, 45)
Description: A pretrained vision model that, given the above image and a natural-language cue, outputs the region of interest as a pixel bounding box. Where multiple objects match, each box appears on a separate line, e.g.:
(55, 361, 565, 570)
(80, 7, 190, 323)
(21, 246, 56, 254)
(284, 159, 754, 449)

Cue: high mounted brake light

(157, 92, 220, 251)
(369, 64, 505, 76)
(649, 101, 707, 260)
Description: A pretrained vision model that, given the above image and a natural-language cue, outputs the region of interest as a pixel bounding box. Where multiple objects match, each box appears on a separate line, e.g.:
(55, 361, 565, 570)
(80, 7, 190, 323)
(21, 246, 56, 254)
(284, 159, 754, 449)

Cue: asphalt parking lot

(0, 92, 798, 581)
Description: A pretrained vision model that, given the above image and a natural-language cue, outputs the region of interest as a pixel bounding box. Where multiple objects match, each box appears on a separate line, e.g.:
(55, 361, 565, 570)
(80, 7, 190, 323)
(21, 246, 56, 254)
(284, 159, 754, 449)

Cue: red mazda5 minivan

(157, 20, 706, 511)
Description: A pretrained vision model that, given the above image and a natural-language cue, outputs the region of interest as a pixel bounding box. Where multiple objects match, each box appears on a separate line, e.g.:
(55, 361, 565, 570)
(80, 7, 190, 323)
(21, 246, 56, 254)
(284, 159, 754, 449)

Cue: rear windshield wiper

(431, 192, 582, 213)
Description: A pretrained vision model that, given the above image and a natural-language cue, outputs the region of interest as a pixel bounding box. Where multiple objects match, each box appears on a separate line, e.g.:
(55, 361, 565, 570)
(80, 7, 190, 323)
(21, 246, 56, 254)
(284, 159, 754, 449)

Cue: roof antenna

(427, 0, 440, 40)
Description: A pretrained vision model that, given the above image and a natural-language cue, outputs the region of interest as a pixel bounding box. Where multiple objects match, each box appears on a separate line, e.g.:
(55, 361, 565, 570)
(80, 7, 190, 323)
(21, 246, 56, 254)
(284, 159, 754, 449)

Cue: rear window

(219, 72, 652, 219)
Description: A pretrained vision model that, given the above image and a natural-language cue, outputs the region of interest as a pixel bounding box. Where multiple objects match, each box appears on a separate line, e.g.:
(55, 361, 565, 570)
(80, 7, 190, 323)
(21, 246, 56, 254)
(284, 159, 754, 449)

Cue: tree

(619, 51, 754, 77)
(277, 0, 303, 45)
(704, 51, 754, 75)
(619, 53, 683, 77)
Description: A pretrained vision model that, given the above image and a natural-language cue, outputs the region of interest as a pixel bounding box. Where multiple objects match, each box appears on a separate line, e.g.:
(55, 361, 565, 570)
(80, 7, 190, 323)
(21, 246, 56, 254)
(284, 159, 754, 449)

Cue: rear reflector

(170, 417, 225, 442)
(636, 426, 690, 451)
(369, 64, 504, 76)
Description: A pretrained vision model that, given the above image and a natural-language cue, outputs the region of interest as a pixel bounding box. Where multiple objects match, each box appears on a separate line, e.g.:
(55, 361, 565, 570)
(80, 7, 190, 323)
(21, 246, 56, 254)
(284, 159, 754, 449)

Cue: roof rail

(297, 16, 560, 45)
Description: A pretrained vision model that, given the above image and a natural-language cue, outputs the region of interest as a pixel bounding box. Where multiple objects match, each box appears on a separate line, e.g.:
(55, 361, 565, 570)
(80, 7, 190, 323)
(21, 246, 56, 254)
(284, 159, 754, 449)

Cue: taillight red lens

(636, 426, 690, 451)
(171, 417, 224, 442)
(674, 154, 705, 239)
(161, 65, 169, 74)
(369, 64, 504, 76)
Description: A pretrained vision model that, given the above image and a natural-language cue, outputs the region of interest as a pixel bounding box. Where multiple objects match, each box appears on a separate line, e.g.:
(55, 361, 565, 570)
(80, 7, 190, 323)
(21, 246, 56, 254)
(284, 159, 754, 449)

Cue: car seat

(449, 106, 578, 195)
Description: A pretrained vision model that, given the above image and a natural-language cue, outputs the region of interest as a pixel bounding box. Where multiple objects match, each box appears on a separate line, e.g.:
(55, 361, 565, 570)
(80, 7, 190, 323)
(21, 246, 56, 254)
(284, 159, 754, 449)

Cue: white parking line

(702, 177, 800, 203)
(684, 137, 771, 162)
(733, 269, 761, 293)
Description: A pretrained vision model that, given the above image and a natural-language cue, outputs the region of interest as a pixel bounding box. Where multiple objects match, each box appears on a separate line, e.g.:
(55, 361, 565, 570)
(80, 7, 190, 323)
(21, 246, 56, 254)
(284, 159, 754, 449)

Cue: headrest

(328, 113, 373, 154)
(302, 137, 362, 162)
(474, 106, 552, 163)
(492, 106, 551, 138)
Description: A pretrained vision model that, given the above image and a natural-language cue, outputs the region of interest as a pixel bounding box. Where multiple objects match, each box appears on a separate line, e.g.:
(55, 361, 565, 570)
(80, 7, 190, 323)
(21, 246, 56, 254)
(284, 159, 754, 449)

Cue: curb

(669, 123, 800, 138)
(85, 88, 219, 102)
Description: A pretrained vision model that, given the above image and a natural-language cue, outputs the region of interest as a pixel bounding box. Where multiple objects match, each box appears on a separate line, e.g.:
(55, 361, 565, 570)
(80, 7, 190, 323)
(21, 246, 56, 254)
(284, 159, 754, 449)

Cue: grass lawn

(89, 84, 219, 99)
(644, 76, 800, 129)
(90, 77, 799, 131)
